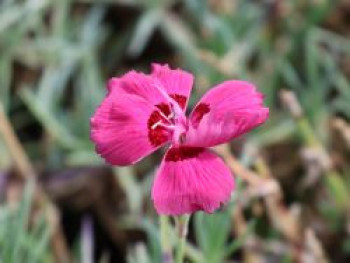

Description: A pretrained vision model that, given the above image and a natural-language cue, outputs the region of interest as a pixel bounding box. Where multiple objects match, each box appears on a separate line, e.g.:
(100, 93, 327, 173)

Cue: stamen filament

(152, 82, 186, 122)
(151, 121, 176, 131)
(157, 109, 171, 121)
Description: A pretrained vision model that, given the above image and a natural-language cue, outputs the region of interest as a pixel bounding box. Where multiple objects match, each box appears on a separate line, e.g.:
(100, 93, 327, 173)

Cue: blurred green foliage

(1, 0, 350, 262)
(0, 180, 53, 262)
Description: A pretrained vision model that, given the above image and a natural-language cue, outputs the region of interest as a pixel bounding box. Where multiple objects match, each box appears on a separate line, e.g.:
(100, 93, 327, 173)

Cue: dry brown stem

(232, 204, 263, 263)
(216, 142, 329, 262)
(332, 117, 350, 148)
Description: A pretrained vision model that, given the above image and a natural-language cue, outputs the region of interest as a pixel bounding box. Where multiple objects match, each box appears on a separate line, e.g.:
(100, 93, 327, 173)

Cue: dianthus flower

(90, 64, 269, 215)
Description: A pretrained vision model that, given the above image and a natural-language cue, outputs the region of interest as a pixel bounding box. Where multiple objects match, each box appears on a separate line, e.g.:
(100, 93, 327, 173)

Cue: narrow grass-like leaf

(128, 8, 162, 57)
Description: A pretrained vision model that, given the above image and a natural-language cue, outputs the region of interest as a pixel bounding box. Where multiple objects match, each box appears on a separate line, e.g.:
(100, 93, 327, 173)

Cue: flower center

(147, 110, 171, 146)
(147, 96, 188, 147)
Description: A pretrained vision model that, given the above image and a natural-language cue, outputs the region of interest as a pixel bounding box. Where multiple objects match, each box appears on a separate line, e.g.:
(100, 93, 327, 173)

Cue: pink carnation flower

(90, 64, 269, 215)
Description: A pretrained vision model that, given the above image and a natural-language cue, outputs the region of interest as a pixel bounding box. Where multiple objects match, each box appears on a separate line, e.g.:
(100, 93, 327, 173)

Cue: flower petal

(108, 71, 170, 110)
(151, 146, 234, 215)
(90, 93, 171, 166)
(108, 67, 191, 117)
(151, 63, 194, 110)
(185, 81, 269, 147)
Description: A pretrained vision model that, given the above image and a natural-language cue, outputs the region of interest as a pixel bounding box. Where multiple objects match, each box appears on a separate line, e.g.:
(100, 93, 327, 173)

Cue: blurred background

(1, 0, 350, 262)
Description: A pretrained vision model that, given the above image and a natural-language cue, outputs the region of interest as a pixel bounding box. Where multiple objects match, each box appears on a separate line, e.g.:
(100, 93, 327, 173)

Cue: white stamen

(151, 121, 175, 130)
(157, 109, 170, 121)
(152, 82, 186, 122)
(167, 111, 175, 119)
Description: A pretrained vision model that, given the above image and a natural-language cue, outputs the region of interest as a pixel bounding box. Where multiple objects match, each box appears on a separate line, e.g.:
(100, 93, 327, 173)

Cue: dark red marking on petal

(156, 103, 171, 117)
(191, 103, 210, 128)
(165, 147, 204, 162)
(190, 203, 204, 211)
(170, 94, 187, 109)
(148, 111, 170, 146)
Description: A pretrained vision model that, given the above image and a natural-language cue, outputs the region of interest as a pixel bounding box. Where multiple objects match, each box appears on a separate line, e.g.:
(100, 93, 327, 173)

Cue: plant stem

(0, 102, 35, 179)
(160, 215, 173, 263)
(175, 214, 190, 263)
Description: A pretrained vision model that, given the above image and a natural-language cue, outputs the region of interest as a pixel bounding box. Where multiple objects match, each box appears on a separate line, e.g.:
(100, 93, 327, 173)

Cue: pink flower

(90, 64, 269, 215)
